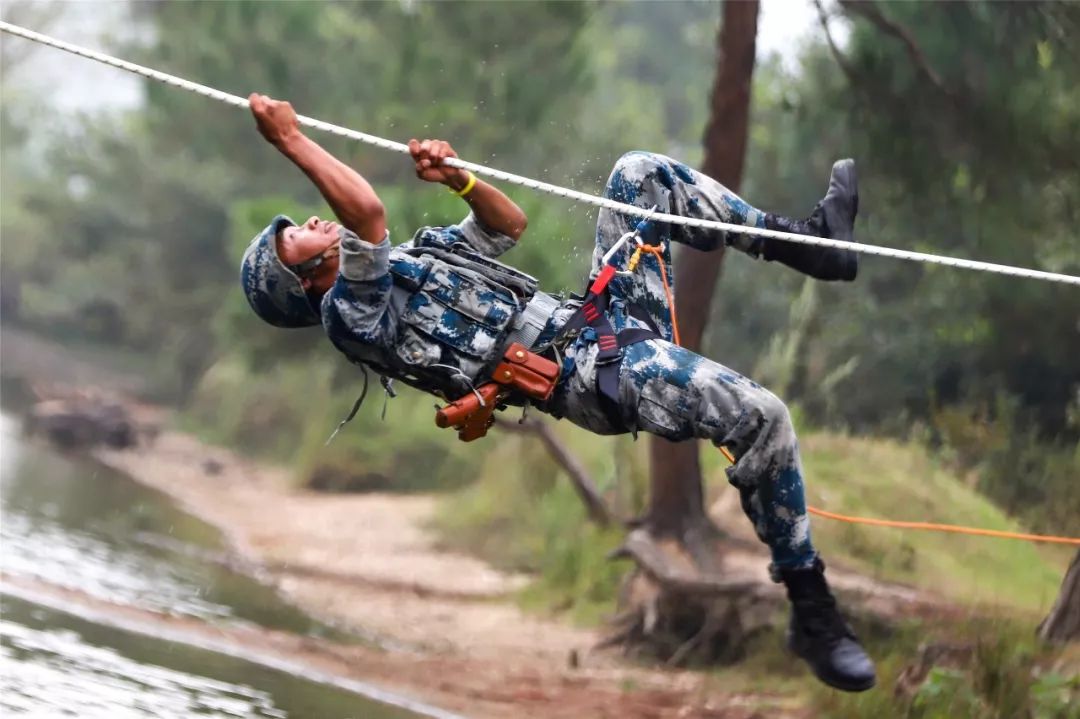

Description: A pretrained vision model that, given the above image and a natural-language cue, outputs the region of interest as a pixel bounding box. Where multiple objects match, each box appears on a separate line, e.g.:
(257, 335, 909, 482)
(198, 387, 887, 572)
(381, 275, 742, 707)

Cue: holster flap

(492, 343, 560, 401)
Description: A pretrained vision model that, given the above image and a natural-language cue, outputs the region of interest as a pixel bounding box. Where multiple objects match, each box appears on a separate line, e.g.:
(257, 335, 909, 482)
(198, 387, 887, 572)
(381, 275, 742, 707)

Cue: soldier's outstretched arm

(408, 138, 527, 242)
(249, 93, 387, 246)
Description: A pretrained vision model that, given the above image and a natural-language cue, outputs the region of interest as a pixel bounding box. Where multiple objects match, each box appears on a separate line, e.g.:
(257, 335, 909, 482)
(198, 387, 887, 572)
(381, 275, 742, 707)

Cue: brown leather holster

(434, 343, 560, 442)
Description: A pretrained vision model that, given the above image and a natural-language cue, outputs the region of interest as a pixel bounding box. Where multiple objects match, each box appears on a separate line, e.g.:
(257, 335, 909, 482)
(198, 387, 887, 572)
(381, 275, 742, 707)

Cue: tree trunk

(607, 0, 766, 666)
(1038, 548, 1080, 643)
(646, 0, 760, 537)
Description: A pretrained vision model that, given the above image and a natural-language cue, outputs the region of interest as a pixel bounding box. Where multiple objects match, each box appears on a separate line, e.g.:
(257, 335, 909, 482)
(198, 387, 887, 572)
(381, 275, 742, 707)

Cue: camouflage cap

(239, 214, 322, 328)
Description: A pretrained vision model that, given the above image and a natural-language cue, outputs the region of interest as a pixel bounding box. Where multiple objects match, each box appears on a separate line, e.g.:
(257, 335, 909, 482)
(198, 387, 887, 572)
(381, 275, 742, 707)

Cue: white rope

(3, 19, 1078, 287)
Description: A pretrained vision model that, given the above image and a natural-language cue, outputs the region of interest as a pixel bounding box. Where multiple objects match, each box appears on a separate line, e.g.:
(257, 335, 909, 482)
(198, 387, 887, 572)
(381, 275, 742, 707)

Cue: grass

(809, 616, 1080, 719)
(432, 432, 630, 625)
(434, 422, 1071, 622)
(800, 432, 1073, 612)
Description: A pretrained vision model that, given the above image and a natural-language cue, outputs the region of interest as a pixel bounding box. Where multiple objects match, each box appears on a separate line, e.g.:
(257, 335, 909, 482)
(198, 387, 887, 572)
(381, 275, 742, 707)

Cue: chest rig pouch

(389, 243, 536, 395)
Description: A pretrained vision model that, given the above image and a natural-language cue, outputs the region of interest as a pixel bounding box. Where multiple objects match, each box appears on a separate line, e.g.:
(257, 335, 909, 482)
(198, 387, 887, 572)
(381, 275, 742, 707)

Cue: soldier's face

(278, 216, 341, 294)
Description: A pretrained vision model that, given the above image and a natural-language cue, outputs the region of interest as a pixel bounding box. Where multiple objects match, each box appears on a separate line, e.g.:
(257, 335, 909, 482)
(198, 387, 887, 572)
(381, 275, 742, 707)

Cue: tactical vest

(378, 243, 556, 399)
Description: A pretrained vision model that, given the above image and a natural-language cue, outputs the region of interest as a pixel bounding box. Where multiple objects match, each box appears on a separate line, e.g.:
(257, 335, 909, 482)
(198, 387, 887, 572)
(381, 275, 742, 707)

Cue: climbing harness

(2, 20, 1078, 287)
(553, 210, 672, 430)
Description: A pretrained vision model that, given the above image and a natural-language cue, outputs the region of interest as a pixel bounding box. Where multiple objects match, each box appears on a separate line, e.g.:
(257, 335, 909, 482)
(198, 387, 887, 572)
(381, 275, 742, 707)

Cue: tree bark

(1037, 548, 1080, 643)
(605, 1, 765, 666)
(646, 0, 759, 534)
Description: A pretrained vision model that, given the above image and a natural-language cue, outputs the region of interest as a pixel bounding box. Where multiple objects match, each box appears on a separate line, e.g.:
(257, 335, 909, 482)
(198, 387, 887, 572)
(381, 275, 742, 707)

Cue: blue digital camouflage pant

(548, 152, 816, 572)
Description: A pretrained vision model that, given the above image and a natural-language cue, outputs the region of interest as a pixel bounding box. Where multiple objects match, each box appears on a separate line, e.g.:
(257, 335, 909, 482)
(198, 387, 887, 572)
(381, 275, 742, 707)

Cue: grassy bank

(432, 422, 1077, 715)
(434, 422, 1072, 618)
(801, 432, 1072, 612)
(430, 420, 1077, 715)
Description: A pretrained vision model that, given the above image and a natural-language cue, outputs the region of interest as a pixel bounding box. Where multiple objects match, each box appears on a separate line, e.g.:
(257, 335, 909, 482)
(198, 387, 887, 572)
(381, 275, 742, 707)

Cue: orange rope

(640, 256, 1078, 546)
(714, 445, 1080, 545)
(805, 506, 1080, 545)
(630, 244, 682, 346)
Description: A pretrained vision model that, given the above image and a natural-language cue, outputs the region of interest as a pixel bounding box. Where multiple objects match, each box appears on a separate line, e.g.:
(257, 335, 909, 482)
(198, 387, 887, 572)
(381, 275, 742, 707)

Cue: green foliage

(930, 393, 1080, 536)
(801, 431, 1069, 611)
(714, 3, 1080, 447)
(813, 618, 1079, 719)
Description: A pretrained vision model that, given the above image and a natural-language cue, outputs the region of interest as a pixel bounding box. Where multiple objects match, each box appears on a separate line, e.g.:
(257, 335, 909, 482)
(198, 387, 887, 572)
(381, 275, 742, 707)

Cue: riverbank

(5, 326, 807, 716)
(89, 425, 799, 718)
(7, 327, 1070, 717)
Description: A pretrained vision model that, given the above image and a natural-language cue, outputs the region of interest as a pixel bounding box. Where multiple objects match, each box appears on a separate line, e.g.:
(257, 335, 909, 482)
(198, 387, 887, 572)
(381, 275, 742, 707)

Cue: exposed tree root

(600, 526, 781, 666)
(1038, 548, 1080, 644)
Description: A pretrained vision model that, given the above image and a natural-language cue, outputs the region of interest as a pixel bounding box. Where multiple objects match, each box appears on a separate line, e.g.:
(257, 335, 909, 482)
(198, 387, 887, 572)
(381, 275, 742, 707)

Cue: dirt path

(87, 429, 814, 718)
(96, 431, 598, 663)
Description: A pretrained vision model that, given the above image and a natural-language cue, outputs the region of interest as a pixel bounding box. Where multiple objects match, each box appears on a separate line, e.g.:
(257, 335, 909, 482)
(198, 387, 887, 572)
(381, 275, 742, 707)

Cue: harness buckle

(594, 352, 623, 367)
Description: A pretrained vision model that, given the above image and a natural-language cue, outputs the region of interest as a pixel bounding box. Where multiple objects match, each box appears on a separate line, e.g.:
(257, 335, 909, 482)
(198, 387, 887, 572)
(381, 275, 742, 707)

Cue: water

(0, 410, 442, 718)
(0, 412, 326, 633)
(0, 595, 420, 719)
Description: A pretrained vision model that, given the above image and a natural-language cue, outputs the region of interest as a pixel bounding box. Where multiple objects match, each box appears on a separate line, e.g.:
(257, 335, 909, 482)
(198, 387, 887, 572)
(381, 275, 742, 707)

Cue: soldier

(240, 93, 875, 692)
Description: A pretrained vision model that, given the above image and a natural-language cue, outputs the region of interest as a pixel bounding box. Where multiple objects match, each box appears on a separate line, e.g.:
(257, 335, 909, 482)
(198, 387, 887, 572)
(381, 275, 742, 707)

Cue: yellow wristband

(449, 171, 477, 198)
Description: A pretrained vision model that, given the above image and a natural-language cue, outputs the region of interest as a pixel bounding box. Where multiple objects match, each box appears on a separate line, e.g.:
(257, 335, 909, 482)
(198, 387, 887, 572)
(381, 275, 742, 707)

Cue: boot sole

(788, 632, 876, 693)
(817, 671, 876, 693)
(825, 160, 858, 243)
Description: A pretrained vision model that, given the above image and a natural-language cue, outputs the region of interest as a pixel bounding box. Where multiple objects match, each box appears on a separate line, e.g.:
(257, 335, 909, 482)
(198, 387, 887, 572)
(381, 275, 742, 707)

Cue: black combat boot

(763, 159, 860, 281)
(778, 558, 876, 692)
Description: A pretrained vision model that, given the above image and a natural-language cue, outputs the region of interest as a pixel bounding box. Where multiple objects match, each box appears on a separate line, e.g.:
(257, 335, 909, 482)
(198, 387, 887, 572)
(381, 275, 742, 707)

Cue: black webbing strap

(560, 290, 661, 429)
(616, 327, 660, 347)
(628, 303, 663, 336)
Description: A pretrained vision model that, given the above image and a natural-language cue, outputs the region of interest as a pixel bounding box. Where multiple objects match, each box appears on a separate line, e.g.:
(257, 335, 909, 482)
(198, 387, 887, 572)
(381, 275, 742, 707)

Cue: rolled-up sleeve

(324, 230, 394, 346)
(456, 212, 517, 258)
(340, 230, 392, 282)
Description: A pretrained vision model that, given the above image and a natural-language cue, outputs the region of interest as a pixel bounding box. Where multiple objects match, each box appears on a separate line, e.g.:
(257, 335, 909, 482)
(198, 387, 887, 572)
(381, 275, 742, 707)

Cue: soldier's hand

(408, 139, 468, 187)
(249, 93, 301, 149)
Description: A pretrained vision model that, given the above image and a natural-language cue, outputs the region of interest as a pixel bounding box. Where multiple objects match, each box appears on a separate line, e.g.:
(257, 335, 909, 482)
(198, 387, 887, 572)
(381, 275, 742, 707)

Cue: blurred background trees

(2, 0, 1077, 531)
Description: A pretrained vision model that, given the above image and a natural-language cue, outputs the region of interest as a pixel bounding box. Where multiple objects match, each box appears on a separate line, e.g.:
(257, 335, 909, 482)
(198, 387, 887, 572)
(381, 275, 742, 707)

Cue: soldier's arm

(249, 93, 387, 246)
(409, 139, 528, 242)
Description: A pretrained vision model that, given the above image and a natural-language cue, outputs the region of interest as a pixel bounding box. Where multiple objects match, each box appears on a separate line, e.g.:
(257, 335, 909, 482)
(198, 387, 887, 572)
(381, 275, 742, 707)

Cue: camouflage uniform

(321, 213, 526, 392)
(320, 151, 816, 573)
(544, 152, 815, 572)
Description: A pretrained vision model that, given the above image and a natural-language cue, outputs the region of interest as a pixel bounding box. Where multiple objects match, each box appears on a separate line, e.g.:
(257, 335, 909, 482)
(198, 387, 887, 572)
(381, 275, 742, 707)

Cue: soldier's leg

(620, 338, 816, 572)
(620, 338, 877, 691)
(592, 151, 768, 340)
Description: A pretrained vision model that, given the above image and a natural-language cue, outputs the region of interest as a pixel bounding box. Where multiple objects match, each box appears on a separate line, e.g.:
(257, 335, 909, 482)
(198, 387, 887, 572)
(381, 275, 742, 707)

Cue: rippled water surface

(0, 412, 323, 632)
(1, 596, 420, 719)
(0, 410, 432, 718)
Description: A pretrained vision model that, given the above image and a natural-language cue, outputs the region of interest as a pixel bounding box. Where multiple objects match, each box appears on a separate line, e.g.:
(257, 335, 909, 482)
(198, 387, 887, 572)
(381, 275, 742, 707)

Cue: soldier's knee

(612, 151, 662, 179)
(606, 152, 669, 205)
(758, 392, 794, 432)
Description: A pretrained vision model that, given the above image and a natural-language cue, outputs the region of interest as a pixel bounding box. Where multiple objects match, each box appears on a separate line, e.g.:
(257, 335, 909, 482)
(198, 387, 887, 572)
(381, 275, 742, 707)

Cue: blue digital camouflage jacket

(320, 212, 530, 395)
